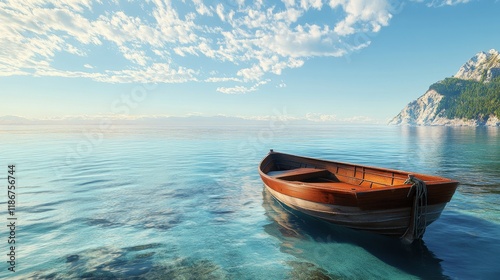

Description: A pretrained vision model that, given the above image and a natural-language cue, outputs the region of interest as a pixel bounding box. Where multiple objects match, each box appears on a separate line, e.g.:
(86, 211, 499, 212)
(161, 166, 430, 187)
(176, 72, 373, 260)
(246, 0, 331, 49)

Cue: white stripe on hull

(265, 185, 446, 235)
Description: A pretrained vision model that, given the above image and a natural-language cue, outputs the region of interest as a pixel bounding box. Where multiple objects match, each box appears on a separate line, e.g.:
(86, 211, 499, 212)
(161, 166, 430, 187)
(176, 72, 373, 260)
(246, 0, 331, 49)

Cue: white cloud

(306, 113, 338, 122)
(192, 0, 213, 16)
(300, 0, 324, 10)
(330, 0, 393, 35)
(342, 115, 379, 123)
(119, 46, 148, 66)
(217, 80, 269, 94)
(215, 4, 225, 21)
(304, 113, 380, 123)
(205, 77, 242, 82)
(0, 0, 473, 93)
(425, 0, 471, 7)
(98, 63, 198, 84)
(237, 64, 265, 81)
(216, 85, 255, 94)
(31, 62, 197, 84)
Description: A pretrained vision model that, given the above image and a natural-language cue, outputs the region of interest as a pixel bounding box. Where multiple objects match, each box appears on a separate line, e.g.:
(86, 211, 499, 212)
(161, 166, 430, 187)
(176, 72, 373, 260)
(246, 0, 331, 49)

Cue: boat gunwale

(259, 151, 459, 192)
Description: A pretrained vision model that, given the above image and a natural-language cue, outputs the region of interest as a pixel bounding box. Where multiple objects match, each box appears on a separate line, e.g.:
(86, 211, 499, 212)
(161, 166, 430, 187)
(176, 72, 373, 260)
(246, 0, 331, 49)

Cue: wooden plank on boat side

(335, 164, 403, 184)
(273, 168, 330, 181)
(335, 165, 355, 177)
(363, 173, 394, 185)
(334, 174, 363, 185)
(305, 181, 370, 191)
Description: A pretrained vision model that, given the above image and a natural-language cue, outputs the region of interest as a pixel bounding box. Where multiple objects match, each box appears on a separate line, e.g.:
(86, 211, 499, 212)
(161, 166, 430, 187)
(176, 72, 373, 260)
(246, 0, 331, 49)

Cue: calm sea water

(0, 124, 499, 279)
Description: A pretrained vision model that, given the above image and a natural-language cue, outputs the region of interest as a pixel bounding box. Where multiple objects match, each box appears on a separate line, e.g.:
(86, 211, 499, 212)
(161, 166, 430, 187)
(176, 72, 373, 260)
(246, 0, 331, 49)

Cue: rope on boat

(401, 174, 428, 244)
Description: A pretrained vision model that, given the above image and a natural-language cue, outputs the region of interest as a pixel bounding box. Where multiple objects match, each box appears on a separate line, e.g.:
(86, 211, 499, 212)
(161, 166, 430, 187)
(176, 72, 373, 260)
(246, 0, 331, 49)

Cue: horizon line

(0, 114, 386, 125)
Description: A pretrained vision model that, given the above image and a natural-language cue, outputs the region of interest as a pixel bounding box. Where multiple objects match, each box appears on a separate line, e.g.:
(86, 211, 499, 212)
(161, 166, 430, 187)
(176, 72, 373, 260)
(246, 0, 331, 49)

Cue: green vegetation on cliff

(431, 77, 500, 121)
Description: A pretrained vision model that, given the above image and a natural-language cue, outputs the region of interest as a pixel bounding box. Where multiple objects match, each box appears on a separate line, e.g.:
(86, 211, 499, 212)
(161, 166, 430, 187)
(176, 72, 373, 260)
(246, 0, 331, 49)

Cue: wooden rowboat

(258, 150, 459, 243)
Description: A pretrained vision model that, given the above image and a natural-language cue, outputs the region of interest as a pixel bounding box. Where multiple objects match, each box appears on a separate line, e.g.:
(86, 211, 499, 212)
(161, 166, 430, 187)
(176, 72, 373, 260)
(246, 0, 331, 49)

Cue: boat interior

(262, 153, 427, 189)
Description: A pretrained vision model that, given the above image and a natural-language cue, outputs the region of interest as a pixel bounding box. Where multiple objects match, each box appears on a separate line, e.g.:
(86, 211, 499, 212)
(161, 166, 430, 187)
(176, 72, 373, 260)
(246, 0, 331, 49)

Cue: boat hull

(265, 184, 446, 236)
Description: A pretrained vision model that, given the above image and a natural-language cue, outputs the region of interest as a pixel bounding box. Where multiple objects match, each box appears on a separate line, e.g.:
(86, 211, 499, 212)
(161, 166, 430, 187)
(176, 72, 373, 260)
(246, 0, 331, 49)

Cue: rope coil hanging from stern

(401, 174, 428, 244)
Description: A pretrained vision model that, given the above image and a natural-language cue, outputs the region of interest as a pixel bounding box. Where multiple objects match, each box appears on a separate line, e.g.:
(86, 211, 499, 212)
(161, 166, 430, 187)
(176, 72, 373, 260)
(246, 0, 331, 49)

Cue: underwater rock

(287, 260, 341, 280)
(80, 269, 118, 279)
(124, 243, 163, 252)
(144, 257, 226, 280)
(66, 254, 80, 263)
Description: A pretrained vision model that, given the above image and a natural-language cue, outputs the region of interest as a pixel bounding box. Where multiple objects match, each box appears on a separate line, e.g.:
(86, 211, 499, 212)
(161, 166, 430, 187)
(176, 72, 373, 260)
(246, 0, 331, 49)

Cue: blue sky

(1, 0, 499, 123)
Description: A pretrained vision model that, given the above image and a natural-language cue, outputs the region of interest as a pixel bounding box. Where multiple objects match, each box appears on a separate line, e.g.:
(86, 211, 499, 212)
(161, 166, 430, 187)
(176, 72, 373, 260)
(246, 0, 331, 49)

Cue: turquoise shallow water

(0, 124, 499, 279)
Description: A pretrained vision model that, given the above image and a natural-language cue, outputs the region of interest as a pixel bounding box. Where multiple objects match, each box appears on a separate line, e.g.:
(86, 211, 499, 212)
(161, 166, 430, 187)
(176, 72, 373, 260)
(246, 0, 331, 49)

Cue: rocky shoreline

(389, 49, 500, 127)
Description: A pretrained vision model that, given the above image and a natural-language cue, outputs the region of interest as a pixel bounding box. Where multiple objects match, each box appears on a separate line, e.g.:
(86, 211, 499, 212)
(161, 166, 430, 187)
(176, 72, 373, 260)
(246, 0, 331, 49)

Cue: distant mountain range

(0, 115, 375, 126)
(0, 115, 272, 126)
(389, 49, 500, 126)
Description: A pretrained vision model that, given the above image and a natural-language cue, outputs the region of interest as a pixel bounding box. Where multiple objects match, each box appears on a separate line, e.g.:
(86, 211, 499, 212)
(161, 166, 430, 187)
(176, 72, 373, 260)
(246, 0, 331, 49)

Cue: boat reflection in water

(262, 188, 449, 279)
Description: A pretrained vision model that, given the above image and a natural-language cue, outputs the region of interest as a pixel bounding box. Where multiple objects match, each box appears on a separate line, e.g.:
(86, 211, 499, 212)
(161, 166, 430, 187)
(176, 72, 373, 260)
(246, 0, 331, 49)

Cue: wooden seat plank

(272, 168, 330, 181)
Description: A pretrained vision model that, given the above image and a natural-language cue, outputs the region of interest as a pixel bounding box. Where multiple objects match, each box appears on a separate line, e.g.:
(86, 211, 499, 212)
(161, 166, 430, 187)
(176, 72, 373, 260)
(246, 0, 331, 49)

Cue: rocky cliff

(389, 49, 500, 126)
